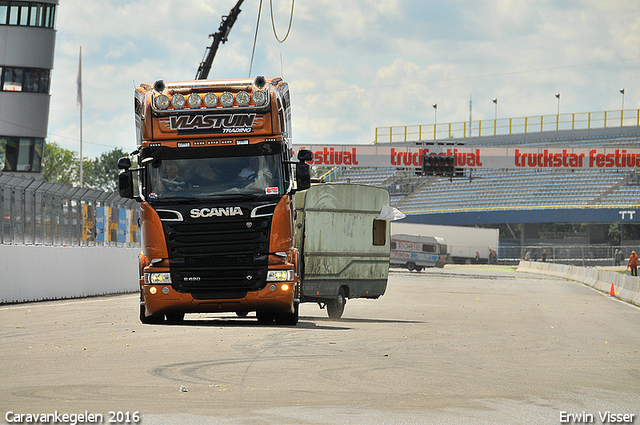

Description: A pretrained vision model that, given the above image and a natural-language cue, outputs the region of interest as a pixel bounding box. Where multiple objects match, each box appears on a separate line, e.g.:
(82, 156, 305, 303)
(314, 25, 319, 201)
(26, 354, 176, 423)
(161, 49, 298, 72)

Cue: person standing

(614, 249, 623, 266)
(628, 251, 638, 277)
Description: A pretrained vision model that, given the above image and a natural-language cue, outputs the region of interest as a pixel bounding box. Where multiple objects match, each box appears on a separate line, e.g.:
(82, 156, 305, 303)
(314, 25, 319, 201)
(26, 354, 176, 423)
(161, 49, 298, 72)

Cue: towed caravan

(295, 184, 391, 318)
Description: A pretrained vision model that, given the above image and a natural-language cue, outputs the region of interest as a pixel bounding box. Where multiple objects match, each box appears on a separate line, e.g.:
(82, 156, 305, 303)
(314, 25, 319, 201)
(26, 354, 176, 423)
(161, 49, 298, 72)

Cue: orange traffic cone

(609, 282, 615, 297)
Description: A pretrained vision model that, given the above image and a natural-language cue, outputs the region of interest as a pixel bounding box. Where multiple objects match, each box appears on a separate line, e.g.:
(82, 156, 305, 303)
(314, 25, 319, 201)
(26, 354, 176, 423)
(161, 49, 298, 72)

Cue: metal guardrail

(375, 109, 640, 143)
(0, 173, 140, 247)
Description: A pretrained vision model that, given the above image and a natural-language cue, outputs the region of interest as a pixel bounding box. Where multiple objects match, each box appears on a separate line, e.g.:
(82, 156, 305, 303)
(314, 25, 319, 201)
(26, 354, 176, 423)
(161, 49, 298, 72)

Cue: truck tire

(139, 304, 164, 324)
(256, 311, 276, 323)
(165, 312, 185, 323)
(275, 302, 299, 326)
(327, 289, 346, 319)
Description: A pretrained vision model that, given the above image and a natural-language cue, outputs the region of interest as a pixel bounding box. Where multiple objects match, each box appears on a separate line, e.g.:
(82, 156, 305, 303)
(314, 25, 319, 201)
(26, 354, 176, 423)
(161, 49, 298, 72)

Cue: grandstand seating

(326, 129, 640, 215)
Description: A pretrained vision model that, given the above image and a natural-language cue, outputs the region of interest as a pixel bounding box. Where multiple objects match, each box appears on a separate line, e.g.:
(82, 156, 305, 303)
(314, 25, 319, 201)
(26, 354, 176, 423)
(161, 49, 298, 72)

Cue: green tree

(83, 148, 129, 191)
(43, 142, 79, 185)
(607, 223, 622, 245)
(43, 143, 131, 191)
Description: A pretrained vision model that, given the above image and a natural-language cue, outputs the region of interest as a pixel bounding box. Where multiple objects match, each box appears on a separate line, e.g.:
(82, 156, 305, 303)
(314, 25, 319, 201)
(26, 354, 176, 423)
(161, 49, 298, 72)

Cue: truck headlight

(147, 273, 172, 284)
(266, 270, 293, 282)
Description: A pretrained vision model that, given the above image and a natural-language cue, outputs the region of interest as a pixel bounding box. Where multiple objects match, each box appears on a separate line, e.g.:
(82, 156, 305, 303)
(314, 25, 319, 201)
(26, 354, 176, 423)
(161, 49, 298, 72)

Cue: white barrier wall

(517, 261, 640, 307)
(0, 246, 140, 304)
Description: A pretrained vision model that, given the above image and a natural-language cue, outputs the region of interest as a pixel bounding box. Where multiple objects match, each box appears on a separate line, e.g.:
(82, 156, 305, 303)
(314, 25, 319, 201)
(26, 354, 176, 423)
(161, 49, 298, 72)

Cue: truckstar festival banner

(292, 144, 640, 170)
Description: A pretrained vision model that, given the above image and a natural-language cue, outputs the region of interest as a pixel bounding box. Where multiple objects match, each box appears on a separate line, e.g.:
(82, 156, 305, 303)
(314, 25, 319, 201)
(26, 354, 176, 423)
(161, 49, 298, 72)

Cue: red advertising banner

(293, 144, 640, 170)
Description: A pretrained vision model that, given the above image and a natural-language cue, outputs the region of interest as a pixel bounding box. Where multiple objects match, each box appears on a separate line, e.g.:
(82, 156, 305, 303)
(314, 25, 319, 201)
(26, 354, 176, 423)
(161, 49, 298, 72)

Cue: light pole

(555, 93, 560, 115)
(493, 98, 498, 135)
(432, 103, 438, 140)
(620, 88, 625, 110)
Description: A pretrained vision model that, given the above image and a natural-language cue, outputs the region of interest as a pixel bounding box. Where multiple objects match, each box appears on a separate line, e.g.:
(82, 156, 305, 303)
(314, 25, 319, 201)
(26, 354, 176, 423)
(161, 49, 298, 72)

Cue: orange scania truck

(118, 76, 312, 325)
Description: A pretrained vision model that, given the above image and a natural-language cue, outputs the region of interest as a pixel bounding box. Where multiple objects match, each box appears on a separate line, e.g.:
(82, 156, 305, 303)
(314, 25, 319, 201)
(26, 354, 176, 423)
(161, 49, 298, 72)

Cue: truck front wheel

(327, 289, 346, 319)
(139, 304, 165, 324)
(275, 302, 299, 326)
(165, 312, 185, 323)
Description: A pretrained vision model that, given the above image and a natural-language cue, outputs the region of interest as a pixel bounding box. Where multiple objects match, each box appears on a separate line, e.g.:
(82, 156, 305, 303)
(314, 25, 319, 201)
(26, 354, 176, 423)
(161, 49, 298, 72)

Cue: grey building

(0, 0, 57, 174)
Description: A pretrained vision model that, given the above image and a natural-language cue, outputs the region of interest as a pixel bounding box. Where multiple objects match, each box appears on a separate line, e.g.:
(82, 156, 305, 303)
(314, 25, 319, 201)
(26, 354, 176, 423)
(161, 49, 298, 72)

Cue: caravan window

(422, 244, 436, 253)
(372, 219, 386, 246)
(390, 241, 397, 250)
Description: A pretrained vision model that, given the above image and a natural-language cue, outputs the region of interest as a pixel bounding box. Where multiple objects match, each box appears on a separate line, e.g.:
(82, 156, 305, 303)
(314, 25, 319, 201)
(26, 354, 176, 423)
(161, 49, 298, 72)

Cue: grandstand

(328, 126, 640, 213)
(322, 124, 640, 263)
(333, 166, 639, 210)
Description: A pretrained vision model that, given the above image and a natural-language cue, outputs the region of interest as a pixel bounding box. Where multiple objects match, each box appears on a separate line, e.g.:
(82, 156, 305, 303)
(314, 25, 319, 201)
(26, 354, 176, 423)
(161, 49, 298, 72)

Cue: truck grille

(163, 217, 271, 298)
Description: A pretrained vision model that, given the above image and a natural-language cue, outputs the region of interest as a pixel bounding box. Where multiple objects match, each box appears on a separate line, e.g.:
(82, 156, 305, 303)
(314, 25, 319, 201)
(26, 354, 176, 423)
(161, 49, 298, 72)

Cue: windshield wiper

(203, 193, 258, 201)
(150, 196, 202, 203)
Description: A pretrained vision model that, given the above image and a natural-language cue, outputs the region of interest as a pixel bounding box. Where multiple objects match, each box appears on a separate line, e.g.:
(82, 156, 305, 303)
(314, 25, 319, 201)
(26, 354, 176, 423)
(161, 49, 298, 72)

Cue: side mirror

(117, 156, 132, 170)
(297, 149, 313, 163)
(119, 171, 134, 199)
(296, 162, 311, 191)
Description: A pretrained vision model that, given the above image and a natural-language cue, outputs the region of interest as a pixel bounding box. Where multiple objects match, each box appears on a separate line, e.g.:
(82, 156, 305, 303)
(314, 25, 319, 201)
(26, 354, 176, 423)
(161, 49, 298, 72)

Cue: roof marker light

(236, 91, 250, 106)
(252, 90, 267, 106)
(187, 93, 202, 108)
(155, 94, 170, 110)
(171, 93, 186, 109)
(220, 91, 234, 107)
(203, 92, 218, 107)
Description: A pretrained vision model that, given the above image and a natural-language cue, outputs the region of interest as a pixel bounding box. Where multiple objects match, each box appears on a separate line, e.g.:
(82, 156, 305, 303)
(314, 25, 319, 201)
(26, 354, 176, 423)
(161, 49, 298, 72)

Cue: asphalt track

(1, 266, 639, 424)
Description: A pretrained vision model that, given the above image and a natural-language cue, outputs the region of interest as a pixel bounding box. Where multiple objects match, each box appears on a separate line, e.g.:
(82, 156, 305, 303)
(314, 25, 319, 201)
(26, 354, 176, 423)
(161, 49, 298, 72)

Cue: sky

(47, 0, 640, 159)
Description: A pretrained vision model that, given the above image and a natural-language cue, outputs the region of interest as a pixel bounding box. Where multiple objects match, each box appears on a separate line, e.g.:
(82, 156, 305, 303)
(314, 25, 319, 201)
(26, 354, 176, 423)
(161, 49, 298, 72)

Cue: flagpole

(78, 46, 83, 188)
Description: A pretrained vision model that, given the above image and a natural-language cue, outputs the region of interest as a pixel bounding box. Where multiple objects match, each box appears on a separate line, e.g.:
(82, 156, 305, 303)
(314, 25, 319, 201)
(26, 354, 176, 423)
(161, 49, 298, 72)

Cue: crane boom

(195, 0, 244, 80)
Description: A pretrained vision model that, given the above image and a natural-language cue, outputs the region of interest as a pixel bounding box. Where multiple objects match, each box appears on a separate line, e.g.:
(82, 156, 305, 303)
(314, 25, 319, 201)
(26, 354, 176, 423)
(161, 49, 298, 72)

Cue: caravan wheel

(407, 262, 417, 271)
(327, 289, 346, 319)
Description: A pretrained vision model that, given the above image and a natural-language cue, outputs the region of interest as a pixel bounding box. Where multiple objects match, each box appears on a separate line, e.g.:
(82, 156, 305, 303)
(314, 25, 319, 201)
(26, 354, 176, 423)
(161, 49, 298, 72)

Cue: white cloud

(46, 0, 640, 158)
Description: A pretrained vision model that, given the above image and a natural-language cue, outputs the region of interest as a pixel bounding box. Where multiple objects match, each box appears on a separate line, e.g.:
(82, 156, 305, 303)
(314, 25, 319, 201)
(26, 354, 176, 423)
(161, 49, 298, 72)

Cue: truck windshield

(145, 154, 283, 201)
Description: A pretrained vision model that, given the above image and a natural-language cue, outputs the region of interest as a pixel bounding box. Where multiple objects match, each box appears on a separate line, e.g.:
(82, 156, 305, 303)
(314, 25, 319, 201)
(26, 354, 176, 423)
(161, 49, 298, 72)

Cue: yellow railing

(374, 109, 640, 144)
(401, 203, 640, 216)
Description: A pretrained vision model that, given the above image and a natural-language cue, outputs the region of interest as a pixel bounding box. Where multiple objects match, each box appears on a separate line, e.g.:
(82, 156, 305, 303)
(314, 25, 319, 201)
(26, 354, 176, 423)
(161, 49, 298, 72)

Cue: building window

(2, 67, 22, 91)
(0, 136, 43, 172)
(29, 3, 41, 26)
(1, 67, 50, 93)
(0, 1, 56, 29)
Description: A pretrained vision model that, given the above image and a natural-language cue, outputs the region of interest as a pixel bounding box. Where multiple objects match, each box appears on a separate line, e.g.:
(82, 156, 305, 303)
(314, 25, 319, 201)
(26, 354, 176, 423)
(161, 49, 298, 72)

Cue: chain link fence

(0, 173, 140, 247)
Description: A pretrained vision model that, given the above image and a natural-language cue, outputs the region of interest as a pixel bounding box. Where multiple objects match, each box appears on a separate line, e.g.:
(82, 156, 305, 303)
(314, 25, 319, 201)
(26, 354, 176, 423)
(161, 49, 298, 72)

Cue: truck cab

(119, 77, 310, 325)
